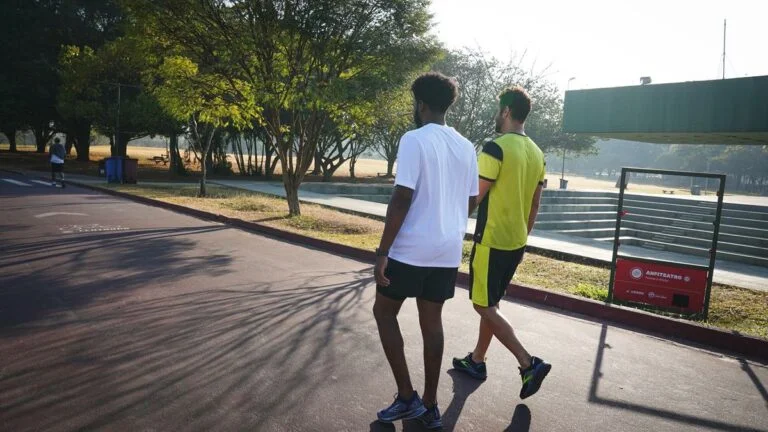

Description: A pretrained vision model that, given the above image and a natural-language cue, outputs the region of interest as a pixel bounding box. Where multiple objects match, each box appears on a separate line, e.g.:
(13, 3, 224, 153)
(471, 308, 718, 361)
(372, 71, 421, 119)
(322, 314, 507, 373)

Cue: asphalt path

(1, 171, 767, 432)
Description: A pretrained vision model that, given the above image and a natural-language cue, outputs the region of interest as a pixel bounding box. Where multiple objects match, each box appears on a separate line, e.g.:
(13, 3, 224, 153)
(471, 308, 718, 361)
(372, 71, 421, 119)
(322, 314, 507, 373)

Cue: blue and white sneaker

(377, 392, 428, 423)
(418, 404, 443, 430)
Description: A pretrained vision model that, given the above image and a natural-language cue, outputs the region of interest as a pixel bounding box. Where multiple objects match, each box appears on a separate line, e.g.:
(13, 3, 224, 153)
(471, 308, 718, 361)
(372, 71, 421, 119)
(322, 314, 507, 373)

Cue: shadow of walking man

(439, 369, 484, 430)
(504, 404, 531, 431)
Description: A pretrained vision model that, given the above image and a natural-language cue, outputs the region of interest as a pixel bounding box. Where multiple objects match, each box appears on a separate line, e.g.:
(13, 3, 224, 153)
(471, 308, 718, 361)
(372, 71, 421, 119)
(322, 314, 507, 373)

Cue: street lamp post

(561, 77, 576, 189)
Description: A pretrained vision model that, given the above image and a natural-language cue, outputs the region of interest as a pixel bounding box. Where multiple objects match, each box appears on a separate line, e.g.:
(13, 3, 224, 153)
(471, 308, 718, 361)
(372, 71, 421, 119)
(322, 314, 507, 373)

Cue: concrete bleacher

(300, 183, 768, 267)
(535, 191, 768, 267)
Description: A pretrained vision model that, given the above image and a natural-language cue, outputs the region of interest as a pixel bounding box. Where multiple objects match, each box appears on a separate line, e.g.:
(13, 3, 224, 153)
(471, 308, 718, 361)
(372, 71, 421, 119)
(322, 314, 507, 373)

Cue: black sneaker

(519, 356, 551, 399)
(418, 404, 443, 430)
(452, 353, 487, 380)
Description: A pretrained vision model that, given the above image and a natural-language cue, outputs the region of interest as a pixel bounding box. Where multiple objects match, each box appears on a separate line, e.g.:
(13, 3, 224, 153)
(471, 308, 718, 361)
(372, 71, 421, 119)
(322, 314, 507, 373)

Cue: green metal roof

(562, 75, 768, 145)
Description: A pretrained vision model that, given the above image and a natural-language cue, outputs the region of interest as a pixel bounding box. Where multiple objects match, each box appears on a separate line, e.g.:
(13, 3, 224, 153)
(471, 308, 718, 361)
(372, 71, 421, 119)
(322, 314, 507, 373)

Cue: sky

(429, 0, 768, 92)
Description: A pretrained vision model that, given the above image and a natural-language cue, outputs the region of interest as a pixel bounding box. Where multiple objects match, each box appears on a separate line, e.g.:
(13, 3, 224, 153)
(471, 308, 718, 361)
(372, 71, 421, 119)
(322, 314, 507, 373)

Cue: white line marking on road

(35, 212, 88, 218)
(30, 180, 53, 186)
(1, 178, 32, 187)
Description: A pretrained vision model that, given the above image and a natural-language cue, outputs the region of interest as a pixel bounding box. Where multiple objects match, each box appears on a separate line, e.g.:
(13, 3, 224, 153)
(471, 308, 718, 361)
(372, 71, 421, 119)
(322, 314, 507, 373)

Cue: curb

(48, 178, 768, 363)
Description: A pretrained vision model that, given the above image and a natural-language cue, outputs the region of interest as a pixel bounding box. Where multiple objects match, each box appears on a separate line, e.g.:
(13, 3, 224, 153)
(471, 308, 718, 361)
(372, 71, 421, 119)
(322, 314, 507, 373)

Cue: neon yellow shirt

(474, 132, 545, 250)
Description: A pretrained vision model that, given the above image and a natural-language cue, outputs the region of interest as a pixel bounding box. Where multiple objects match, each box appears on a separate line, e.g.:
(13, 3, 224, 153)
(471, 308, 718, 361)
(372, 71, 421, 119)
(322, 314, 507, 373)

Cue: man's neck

(501, 123, 525, 136)
(422, 115, 446, 126)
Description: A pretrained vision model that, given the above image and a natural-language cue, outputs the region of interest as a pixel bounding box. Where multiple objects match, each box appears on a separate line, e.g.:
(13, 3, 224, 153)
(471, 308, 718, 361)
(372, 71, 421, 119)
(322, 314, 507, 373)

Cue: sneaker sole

(419, 419, 444, 430)
(377, 405, 428, 423)
(452, 360, 487, 381)
(520, 363, 552, 400)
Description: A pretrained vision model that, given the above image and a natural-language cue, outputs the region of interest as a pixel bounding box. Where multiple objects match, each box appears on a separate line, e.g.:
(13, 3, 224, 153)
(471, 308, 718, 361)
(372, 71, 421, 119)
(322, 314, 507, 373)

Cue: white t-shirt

(389, 123, 479, 268)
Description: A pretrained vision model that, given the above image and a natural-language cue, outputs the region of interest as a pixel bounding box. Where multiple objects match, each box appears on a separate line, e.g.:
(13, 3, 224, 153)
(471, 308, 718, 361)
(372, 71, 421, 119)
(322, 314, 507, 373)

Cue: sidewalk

(212, 179, 768, 291)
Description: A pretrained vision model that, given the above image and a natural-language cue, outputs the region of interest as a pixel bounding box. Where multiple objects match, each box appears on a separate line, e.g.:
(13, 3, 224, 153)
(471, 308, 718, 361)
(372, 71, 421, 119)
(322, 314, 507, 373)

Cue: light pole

(561, 77, 576, 188)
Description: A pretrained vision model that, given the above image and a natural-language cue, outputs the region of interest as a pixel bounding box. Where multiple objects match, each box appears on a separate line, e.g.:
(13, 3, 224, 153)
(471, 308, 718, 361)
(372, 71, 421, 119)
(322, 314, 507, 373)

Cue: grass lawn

(103, 182, 768, 340)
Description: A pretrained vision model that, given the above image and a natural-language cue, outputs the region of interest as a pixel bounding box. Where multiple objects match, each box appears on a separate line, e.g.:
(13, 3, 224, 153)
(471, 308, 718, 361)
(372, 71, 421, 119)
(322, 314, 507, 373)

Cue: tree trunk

(34, 128, 48, 153)
(2, 128, 17, 152)
(312, 151, 322, 175)
(65, 134, 74, 155)
(349, 157, 357, 179)
(283, 173, 301, 216)
(114, 132, 131, 157)
(169, 133, 186, 175)
(386, 157, 395, 177)
(199, 161, 207, 197)
(73, 121, 91, 162)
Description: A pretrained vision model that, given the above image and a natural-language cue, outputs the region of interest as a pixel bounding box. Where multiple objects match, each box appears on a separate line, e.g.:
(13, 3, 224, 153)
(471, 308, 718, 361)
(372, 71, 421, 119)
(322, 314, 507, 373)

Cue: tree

(127, 0, 438, 216)
(434, 48, 595, 156)
(150, 56, 257, 196)
(373, 88, 413, 178)
(0, 0, 125, 155)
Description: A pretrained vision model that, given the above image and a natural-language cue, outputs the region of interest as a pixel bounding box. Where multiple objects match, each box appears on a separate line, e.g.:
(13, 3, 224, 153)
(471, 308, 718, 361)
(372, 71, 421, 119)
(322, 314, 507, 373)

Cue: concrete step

(627, 227, 768, 257)
(622, 198, 717, 215)
(542, 190, 616, 198)
(622, 213, 768, 239)
(536, 211, 616, 222)
(610, 237, 768, 267)
(534, 219, 617, 231)
(552, 228, 617, 239)
(723, 208, 768, 222)
(539, 203, 618, 213)
(540, 197, 618, 205)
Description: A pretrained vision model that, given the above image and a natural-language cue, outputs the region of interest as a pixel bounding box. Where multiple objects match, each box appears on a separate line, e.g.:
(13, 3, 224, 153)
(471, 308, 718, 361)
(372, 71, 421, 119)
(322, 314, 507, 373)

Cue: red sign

(613, 258, 709, 314)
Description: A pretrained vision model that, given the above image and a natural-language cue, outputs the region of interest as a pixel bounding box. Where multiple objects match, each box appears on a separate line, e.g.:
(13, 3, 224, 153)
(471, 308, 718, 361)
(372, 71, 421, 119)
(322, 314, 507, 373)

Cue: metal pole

(561, 77, 576, 185)
(561, 148, 566, 181)
(607, 168, 628, 301)
(703, 175, 727, 319)
(722, 19, 727, 80)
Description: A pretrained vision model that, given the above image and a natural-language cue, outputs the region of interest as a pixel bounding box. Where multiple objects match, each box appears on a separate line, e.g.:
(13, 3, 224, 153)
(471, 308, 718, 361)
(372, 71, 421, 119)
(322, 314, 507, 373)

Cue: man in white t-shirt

(373, 72, 479, 429)
(49, 137, 66, 188)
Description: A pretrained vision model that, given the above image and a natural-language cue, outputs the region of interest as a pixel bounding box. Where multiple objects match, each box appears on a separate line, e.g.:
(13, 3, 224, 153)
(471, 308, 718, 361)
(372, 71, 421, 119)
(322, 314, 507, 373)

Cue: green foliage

(434, 48, 596, 155)
(571, 283, 609, 302)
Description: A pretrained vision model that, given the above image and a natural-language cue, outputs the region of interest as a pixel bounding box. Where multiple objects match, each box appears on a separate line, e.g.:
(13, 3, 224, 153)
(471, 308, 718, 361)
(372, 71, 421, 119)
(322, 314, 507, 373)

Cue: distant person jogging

(49, 138, 66, 188)
(453, 86, 551, 399)
(373, 72, 478, 429)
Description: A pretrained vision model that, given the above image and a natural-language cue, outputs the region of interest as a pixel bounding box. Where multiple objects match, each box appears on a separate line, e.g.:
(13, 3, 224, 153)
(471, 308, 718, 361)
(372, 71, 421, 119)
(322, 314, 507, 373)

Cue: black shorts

(469, 243, 525, 307)
(377, 258, 458, 303)
(51, 163, 64, 173)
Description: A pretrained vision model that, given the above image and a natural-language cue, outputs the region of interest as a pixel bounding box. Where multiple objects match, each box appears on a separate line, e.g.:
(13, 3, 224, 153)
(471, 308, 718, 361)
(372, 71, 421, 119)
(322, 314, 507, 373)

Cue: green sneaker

(519, 356, 551, 399)
(452, 353, 487, 380)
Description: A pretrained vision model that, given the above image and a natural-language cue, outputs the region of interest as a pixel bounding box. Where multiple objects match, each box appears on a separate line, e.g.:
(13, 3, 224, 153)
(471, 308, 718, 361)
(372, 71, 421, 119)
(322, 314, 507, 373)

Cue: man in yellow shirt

(453, 86, 551, 400)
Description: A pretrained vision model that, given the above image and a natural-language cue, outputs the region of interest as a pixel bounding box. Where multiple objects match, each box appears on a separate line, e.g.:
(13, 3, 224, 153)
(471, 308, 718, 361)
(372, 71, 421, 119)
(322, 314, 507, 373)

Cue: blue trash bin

(105, 157, 123, 183)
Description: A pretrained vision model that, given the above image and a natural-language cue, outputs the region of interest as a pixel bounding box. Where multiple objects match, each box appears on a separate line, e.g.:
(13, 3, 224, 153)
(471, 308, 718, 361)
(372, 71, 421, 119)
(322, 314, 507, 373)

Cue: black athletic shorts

(377, 258, 458, 303)
(469, 243, 525, 307)
(51, 163, 63, 173)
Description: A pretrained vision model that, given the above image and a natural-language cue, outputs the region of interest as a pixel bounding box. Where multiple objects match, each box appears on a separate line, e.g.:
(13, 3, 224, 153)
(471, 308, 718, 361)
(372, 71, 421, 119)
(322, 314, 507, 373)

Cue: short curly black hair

(498, 86, 531, 123)
(411, 72, 459, 114)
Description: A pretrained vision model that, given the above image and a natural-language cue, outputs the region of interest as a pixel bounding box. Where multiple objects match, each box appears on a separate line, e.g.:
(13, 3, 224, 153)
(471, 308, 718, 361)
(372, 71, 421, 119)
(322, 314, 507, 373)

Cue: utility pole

(561, 77, 576, 187)
(722, 19, 727, 80)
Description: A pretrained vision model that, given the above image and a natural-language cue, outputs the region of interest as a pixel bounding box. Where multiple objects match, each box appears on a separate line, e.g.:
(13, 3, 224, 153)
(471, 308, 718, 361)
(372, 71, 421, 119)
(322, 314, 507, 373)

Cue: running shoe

(519, 356, 551, 399)
(452, 353, 487, 380)
(418, 403, 443, 429)
(377, 391, 427, 423)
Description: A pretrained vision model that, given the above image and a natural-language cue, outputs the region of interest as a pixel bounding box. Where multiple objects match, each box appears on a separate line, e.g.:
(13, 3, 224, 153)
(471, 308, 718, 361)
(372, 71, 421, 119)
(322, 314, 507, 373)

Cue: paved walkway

(2, 175, 767, 431)
(211, 179, 768, 291)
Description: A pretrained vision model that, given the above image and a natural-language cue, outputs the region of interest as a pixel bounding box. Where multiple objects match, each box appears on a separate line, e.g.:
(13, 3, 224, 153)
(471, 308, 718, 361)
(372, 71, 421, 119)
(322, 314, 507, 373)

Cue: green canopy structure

(562, 75, 768, 145)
